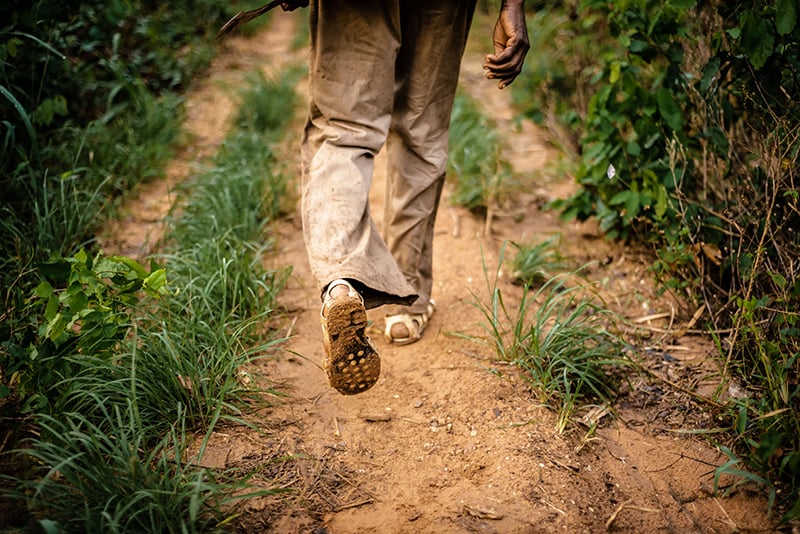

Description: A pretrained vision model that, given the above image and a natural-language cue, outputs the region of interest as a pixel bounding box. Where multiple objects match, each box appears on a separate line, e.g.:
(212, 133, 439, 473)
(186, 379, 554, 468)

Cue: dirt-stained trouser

(301, 0, 477, 315)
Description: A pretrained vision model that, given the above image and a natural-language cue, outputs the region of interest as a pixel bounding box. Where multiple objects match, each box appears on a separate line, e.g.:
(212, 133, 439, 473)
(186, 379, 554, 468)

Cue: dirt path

(106, 14, 774, 533)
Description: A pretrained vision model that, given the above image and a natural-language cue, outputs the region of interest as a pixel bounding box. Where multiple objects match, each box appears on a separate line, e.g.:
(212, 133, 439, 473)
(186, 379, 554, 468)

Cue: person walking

(285, 0, 529, 395)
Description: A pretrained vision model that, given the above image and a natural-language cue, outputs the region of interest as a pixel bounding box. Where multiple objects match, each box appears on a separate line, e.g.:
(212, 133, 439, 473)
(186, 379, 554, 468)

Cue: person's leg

(382, 0, 477, 338)
(302, 0, 417, 310)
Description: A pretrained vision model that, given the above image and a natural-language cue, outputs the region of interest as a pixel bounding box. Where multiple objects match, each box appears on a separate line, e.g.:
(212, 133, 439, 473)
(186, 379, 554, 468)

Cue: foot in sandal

(384, 300, 435, 345)
(320, 279, 380, 395)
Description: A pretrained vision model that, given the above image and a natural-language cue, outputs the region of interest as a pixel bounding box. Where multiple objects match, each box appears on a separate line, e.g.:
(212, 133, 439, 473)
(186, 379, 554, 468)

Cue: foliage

(1, 0, 232, 131)
(1, 28, 300, 530)
(1, 250, 166, 414)
(235, 68, 303, 137)
(0, 1, 229, 385)
(546, 0, 695, 242)
(0, 0, 243, 265)
(512, 0, 800, 519)
(510, 1, 605, 150)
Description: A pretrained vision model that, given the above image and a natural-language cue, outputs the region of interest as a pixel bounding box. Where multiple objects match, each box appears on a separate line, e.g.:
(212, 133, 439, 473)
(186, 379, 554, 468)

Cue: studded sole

(321, 291, 380, 395)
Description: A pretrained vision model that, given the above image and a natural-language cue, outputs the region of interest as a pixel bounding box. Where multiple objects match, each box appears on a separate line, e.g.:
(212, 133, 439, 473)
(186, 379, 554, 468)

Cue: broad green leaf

(34, 281, 53, 299)
(629, 39, 649, 53)
(31, 95, 68, 127)
(654, 184, 668, 219)
(609, 62, 622, 84)
(771, 272, 787, 289)
(144, 268, 168, 295)
(657, 88, 684, 131)
(46, 312, 67, 343)
(74, 248, 88, 265)
(625, 190, 641, 220)
(37, 258, 71, 283)
(776, 0, 797, 35)
(740, 12, 774, 69)
(65, 287, 88, 313)
(609, 190, 631, 206)
(110, 255, 149, 278)
(45, 294, 59, 322)
(5, 37, 22, 58)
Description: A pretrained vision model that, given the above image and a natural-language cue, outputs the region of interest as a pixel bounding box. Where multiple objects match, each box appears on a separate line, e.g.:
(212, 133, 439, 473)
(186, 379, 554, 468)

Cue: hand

(483, 0, 529, 89)
(281, 0, 309, 11)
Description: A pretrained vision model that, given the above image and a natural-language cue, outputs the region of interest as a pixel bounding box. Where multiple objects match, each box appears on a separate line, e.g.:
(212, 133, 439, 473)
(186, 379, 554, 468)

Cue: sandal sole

(322, 295, 380, 395)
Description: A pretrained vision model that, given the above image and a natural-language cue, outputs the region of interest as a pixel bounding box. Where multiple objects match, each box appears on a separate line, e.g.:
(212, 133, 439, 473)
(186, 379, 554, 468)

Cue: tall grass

(235, 68, 302, 137)
(6, 398, 274, 533)
(508, 236, 567, 287)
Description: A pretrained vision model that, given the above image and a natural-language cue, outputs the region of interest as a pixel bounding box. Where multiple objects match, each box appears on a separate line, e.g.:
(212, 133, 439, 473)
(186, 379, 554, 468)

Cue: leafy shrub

(1, 250, 166, 414)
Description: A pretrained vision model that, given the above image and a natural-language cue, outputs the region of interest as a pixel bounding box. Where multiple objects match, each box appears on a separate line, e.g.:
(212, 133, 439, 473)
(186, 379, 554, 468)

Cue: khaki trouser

(301, 0, 476, 314)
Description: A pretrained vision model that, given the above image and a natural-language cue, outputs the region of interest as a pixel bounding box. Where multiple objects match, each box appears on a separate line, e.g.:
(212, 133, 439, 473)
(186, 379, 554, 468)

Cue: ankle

(328, 284, 350, 299)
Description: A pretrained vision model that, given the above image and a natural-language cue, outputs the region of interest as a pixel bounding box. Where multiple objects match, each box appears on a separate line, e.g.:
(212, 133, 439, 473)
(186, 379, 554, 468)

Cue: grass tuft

(473, 244, 630, 432)
(508, 236, 568, 287)
(447, 91, 513, 213)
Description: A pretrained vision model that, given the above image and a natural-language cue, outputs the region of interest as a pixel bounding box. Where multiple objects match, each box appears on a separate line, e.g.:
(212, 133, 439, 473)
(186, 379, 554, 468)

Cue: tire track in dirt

(105, 14, 774, 533)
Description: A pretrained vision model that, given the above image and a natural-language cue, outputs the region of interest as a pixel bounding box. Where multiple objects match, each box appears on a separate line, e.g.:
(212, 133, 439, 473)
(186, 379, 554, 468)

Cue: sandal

(320, 279, 380, 395)
(384, 300, 435, 346)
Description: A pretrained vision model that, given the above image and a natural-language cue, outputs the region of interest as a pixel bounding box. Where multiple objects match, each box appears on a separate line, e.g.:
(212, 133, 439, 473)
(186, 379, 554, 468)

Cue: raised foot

(320, 279, 380, 395)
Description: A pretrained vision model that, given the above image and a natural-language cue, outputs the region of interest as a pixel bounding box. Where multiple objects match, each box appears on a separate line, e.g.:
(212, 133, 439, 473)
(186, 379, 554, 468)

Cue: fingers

(281, 0, 309, 11)
(484, 43, 528, 88)
(484, 3, 529, 89)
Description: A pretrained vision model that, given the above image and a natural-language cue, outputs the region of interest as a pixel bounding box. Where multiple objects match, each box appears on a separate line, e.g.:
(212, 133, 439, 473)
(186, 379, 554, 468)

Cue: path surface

(106, 13, 773, 533)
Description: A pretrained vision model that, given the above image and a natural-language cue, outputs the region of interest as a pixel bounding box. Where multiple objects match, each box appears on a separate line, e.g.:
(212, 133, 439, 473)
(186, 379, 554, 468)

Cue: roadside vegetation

(1, 2, 297, 529)
(506, 0, 799, 523)
(451, 0, 798, 524)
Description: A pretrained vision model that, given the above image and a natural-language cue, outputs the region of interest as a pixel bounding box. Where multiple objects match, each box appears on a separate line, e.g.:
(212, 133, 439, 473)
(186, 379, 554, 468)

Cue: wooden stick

(216, 0, 283, 40)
